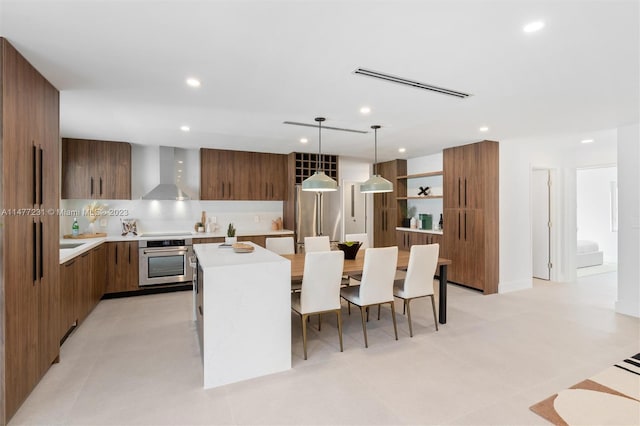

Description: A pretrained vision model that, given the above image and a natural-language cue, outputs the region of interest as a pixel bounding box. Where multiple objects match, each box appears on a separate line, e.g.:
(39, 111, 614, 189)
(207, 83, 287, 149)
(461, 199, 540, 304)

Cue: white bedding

(577, 240, 604, 268)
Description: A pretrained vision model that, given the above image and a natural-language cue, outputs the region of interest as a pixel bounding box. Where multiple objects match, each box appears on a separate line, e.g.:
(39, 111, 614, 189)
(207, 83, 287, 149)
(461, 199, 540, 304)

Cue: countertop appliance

(295, 184, 341, 251)
(139, 237, 193, 286)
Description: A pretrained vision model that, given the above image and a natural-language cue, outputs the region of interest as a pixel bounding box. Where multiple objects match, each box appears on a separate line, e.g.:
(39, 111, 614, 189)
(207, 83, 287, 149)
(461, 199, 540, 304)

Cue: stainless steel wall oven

(139, 238, 193, 286)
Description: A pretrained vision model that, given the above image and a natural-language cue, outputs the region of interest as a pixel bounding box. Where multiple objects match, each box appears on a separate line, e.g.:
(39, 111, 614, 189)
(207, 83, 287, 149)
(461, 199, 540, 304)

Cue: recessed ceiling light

(479, 126, 489, 132)
(186, 78, 201, 88)
(398, 148, 406, 153)
(581, 139, 595, 144)
(300, 138, 308, 144)
(523, 21, 545, 33)
(180, 125, 190, 132)
(360, 106, 371, 115)
(177, 169, 182, 173)
(178, 160, 183, 164)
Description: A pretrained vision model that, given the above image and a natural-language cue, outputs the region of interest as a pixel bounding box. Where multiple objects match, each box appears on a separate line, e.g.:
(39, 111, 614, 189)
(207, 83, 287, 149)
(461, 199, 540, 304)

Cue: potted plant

(337, 240, 363, 260)
(401, 205, 416, 228)
(225, 223, 237, 245)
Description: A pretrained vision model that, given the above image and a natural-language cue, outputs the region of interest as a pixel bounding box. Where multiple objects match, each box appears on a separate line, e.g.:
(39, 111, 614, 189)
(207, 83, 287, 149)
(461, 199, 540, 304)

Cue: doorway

(532, 169, 551, 280)
(342, 181, 367, 239)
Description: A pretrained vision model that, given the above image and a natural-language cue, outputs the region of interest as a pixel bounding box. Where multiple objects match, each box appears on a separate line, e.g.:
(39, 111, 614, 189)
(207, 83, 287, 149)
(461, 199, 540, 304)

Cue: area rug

(530, 354, 640, 425)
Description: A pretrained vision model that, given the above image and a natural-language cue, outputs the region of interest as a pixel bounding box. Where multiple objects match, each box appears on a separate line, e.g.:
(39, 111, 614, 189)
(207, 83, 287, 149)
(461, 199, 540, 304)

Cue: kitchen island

(193, 242, 291, 389)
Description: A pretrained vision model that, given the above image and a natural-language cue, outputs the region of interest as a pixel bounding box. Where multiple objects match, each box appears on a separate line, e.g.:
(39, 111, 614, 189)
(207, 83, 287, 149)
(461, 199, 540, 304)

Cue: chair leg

(377, 304, 381, 320)
(430, 295, 439, 331)
(347, 300, 351, 315)
(406, 298, 414, 337)
(301, 314, 308, 360)
(336, 309, 344, 352)
(318, 313, 321, 331)
(390, 301, 398, 341)
(403, 299, 406, 315)
(359, 307, 369, 348)
(366, 306, 369, 322)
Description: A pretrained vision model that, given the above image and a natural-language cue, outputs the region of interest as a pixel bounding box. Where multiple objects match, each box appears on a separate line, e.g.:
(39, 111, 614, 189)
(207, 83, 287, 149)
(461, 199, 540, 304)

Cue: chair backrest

(345, 233, 369, 249)
(358, 246, 398, 305)
(403, 244, 439, 298)
(300, 250, 345, 313)
(304, 236, 330, 252)
(265, 236, 295, 255)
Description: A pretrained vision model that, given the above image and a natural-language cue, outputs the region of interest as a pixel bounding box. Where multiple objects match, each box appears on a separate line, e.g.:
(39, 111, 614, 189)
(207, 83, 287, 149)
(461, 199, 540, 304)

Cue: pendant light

(302, 117, 338, 192)
(361, 125, 393, 193)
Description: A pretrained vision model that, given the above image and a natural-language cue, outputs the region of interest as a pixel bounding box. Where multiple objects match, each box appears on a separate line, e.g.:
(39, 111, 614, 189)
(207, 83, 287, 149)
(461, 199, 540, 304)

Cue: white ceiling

(0, 0, 637, 162)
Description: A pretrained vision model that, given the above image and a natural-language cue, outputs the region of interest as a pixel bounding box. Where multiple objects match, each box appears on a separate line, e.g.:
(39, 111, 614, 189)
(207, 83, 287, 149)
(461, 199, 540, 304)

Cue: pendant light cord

(374, 127, 378, 175)
(318, 120, 322, 172)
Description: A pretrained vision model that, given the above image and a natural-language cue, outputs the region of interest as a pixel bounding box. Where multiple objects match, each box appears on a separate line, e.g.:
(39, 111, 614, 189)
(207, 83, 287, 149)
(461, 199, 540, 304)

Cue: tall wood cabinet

(200, 148, 286, 200)
(61, 138, 131, 199)
(373, 159, 407, 247)
(0, 38, 60, 425)
(442, 140, 499, 294)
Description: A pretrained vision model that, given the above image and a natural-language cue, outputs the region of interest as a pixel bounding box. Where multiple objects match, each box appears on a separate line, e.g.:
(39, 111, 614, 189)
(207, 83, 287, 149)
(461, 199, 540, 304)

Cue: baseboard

(498, 278, 532, 293)
(615, 300, 640, 318)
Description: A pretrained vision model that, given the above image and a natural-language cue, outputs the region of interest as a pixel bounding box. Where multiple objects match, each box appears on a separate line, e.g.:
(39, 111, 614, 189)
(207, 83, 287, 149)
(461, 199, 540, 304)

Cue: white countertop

(395, 227, 443, 235)
(59, 229, 294, 264)
(193, 242, 288, 269)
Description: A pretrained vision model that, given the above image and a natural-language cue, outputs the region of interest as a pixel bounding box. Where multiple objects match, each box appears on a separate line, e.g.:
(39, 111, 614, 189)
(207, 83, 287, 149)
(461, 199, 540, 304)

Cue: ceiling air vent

(283, 121, 368, 134)
(353, 68, 472, 99)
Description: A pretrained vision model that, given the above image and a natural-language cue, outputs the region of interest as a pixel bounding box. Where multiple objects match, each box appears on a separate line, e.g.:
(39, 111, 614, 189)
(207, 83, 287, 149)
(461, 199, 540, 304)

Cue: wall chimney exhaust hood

(141, 146, 192, 200)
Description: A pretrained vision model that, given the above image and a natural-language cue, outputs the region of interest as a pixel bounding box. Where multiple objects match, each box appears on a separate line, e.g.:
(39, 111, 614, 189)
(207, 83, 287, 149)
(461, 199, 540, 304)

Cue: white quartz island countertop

(193, 242, 291, 389)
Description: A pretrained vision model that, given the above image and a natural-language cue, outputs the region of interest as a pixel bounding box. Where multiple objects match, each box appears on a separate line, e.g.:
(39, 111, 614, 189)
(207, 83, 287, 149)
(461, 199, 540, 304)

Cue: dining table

(282, 250, 452, 324)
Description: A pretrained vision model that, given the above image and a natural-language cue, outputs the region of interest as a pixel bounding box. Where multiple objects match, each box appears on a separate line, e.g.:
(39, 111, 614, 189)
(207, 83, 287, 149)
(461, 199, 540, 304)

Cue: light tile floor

(10, 272, 639, 425)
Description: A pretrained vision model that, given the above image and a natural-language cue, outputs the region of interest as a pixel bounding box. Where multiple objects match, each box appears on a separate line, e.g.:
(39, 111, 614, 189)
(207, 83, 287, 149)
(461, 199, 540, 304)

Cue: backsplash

(60, 199, 284, 236)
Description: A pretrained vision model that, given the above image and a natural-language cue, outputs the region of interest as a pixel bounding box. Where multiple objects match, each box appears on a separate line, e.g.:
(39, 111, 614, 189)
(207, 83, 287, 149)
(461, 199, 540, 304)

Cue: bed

(577, 240, 604, 268)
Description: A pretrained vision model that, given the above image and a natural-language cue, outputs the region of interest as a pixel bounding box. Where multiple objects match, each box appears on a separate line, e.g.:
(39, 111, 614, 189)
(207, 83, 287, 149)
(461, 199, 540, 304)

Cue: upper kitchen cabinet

(1, 37, 60, 425)
(62, 138, 132, 199)
(442, 140, 498, 294)
(200, 148, 287, 200)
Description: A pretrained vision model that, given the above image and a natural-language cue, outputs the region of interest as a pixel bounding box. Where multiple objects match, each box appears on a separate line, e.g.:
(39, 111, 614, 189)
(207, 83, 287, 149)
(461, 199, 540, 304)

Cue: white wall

(499, 128, 617, 293)
(616, 123, 640, 318)
(339, 156, 373, 241)
(576, 166, 618, 262)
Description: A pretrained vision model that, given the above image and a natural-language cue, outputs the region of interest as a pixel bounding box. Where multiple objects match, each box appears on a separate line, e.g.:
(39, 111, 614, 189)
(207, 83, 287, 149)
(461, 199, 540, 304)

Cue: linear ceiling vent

(353, 68, 472, 99)
(283, 121, 368, 134)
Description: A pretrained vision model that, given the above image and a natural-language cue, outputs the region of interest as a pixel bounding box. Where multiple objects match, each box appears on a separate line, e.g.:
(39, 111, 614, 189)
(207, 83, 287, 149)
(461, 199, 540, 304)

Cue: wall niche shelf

(397, 171, 443, 179)
(397, 196, 443, 200)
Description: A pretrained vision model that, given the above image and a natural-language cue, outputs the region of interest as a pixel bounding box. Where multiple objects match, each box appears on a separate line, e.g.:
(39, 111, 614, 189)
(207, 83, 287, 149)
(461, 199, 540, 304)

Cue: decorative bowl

(337, 241, 362, 260)
(232, 242, 254, 253)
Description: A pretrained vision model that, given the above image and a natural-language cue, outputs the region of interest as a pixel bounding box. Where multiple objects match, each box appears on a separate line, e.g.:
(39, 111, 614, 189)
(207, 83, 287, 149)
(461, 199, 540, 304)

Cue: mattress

(577, 240, 604, 268)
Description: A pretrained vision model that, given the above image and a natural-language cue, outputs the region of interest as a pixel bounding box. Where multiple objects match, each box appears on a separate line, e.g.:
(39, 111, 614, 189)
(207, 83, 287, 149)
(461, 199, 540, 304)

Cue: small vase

(225, 237, 237, 245)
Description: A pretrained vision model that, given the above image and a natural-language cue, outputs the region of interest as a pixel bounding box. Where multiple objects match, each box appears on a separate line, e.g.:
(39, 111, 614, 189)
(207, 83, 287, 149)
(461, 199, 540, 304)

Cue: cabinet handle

(221, 182, 225, 198)
(128, 244, 131, 263)
(65, 260, 75, 267)
(265, 182, 268, 198)
(39, 147, 43, 206)
(99, 177, 103, 196)
(39, 221, 44, 279)
(115, 245, 118, 265)
(464, 211, 467, 241)
(271, 183, 274, 198)
(458, 178, 461, 207)
(90, 177, 94, 196)
(33, 220, 37, 283)
(228, 182, 231, 198)
(32, 145, 37, 205)
(458, 212, 461, 240)
(464, 178, 467, 207)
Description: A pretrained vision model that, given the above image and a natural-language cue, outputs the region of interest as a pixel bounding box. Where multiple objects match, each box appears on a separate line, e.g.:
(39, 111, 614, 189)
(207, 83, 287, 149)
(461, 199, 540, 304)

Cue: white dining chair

(265, 236, 295, 255)
(304, 236, 330, 252)
(345, 233, 369, 249)
(393, 244, 439, 337)
(291, 250, 345, 360)
(340, 246, 399, 348)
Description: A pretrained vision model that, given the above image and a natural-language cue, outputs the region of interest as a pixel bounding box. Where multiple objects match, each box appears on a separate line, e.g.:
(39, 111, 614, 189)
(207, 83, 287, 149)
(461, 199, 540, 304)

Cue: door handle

(464, 178, 467, 207)
(39, 147, 43, 206)
(32, 145, 37, 205)
(39, 220, 44, 279)
(90, 177, 94, 196)
(350, 185, 355, 217)
(458, 178, 461, 207)
(458, 212, 461, 241)
(464, 211, 467, 241)
(33, 220, 38, 283)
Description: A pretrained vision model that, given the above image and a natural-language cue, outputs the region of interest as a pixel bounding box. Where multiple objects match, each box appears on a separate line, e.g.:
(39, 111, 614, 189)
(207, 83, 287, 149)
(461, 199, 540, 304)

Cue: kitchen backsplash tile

(60, 199, 284, 236)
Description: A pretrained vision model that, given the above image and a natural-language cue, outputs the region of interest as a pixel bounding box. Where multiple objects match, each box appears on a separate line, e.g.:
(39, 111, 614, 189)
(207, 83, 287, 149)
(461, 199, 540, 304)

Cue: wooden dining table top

(281, 249, 452, 280)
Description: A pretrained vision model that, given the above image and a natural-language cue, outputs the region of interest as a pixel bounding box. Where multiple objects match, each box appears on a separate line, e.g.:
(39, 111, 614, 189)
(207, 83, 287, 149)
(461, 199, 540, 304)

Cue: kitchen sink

(60, 242, 85, 249)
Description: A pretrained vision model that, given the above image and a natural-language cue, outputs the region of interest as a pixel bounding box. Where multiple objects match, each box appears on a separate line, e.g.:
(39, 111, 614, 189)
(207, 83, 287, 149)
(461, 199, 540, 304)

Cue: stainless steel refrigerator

(295, 185, 342, 251)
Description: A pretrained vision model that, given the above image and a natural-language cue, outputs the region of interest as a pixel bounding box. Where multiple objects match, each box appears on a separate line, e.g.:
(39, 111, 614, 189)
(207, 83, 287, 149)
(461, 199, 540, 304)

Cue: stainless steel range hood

(141, 146, 192, 200)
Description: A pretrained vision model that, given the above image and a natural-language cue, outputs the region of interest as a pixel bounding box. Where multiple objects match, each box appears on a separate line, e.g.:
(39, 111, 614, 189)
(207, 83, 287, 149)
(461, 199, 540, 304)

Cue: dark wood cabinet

(200, 148, 287, 200)
(397, 230, 443, 251)
(1, 38, 60, 424)
(373, 159, 406, 247)
(92, 244, 107, 306)
(442, 141, 498, 294)
(61, 138, 131, 199)
(60, 259, 77, 340)
(105, 241, 139, 294)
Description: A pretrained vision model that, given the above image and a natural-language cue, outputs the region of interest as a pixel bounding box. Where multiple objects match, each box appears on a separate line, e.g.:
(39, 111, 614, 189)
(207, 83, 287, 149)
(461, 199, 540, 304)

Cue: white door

(343, 181, 366, 237)
(532, 169, 551, 280)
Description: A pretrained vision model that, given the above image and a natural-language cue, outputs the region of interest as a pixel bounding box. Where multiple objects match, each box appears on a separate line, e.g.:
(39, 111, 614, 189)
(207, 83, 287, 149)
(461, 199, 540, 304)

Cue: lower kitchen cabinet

(60, 259, 78, 340)
(396, 230, 443, 251)
(105, 241, 139, 294)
